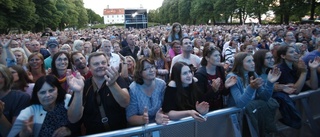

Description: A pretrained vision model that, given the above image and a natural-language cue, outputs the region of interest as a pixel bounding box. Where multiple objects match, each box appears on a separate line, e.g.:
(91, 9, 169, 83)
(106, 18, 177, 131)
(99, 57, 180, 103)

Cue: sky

(83, 0, 164, 16)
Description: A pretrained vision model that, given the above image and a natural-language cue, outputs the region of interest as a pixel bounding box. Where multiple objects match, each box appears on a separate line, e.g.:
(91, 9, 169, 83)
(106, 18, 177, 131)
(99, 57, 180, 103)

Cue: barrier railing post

(230, 114, 242, 137)
(301, 98, 320, 136)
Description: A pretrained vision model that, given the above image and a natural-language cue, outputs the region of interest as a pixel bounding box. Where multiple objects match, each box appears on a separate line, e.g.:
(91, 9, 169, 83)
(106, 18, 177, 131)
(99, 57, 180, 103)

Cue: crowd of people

(0, 22, 320, 136)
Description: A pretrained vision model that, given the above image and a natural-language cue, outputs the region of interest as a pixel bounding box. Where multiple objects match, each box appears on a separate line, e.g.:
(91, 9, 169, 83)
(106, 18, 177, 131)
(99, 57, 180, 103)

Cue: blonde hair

(11, 48, 27, 65)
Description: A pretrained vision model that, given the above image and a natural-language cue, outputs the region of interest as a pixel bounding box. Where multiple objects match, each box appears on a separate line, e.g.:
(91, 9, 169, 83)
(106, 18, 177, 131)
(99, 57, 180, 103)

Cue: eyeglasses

(143, 65, 156, 71)
(92, 61, 108, 67)
(56, 58, 68, 62)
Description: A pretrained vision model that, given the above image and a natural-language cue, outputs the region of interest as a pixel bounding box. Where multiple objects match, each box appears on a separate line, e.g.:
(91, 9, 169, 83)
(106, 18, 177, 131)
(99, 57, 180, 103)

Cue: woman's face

(153, 45, 161, 54)
(141, 61, 156, 80)
(29, 55, 43, 69)
(174, 26, 181, 33)
(9, 68, 19, 82)
(243, 55, 255, 72)
(126, 58, 134, 69)
(245, 45, 254, 54)
(264, 52, 274, 68)
(55, 54, 69, 71)
(181, 66, 193, 86)
(14, 51, 24, 65)
(37, 82, 58, 109)
(173, 43, 181, 54)
(113, 43, 121, 53)
(206, 50, 221, 66)
(282, 47, 299, 62)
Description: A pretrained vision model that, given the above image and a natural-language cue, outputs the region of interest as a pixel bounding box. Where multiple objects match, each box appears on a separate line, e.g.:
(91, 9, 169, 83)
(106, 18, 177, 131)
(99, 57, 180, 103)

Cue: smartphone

(196, 114, 206, 120)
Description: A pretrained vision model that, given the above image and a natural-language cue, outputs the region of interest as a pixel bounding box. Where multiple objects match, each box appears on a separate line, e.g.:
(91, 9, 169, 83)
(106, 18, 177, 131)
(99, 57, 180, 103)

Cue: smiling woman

(8, 74, 85, 137)
(50, 51, 74, 92)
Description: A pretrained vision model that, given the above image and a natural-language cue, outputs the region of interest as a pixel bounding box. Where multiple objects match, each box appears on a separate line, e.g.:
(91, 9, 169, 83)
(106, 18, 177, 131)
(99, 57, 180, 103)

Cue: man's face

(127, 35, 135, 46)
(181, 38, 193, 53)
(100, 41, 112, 54)
(72, 53, 87, 70)
(83, 43, 92, 54)
(89, 55, 108, 78)
(30, 41, 41, 52)
(10, 40, 19, 48)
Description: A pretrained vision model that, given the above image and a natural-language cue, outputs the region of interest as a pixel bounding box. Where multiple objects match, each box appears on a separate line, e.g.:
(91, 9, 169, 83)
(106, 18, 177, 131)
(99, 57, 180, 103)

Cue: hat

(47, 39, 59, 48)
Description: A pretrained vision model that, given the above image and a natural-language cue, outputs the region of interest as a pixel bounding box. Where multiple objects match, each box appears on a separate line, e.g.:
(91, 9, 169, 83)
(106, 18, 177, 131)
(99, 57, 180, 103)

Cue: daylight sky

(83, 0, 164, 16)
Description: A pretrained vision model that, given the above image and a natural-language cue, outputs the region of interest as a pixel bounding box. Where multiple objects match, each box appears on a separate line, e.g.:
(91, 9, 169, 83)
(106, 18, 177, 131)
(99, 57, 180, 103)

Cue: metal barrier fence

(86, 89, 320, 137)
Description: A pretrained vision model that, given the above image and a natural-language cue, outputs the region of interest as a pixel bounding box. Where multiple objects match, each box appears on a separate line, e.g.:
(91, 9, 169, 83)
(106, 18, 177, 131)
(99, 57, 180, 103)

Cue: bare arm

(109, 83, 130, 107)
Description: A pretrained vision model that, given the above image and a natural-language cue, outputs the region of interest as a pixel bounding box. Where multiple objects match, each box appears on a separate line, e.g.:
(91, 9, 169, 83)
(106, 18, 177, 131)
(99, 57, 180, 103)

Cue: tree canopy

(150, 0, 320, 25)
(0, 0, 103, 34)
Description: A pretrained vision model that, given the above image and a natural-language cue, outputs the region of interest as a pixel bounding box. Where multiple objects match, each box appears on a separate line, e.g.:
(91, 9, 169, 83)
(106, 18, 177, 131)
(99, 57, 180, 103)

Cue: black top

(80, 77, 128, 135)
(120, 46, 140, 60)
(162, 86, 196, 113)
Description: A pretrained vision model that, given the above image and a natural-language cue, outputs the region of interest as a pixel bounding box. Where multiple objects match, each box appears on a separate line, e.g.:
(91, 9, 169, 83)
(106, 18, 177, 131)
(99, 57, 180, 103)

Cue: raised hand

(267, 67, 281, 83)
(308, 56, 320, 69)
(66, 69, 84, 93)
(0, 38, 12, 49)
(155, 108, 170, 125)
(225, 76, 237, 88)
(19, 116, 33, 137)
(211, 78, 221, 92)
(297, 59, 308, 73)
(195, 101, 209, 115)
(52, 126, 71, 137)
(249, 76, 263, 89)
(104, 66, 119, 86)
(142, 107, 149, 124)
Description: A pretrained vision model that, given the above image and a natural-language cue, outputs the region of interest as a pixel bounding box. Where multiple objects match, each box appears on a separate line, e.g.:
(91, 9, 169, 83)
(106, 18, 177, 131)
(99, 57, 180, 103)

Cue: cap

(47, 39, 59, 48)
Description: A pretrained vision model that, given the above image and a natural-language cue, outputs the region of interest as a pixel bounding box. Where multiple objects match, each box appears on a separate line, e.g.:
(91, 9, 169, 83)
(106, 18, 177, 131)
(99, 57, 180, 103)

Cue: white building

(103, 8, 125, 24)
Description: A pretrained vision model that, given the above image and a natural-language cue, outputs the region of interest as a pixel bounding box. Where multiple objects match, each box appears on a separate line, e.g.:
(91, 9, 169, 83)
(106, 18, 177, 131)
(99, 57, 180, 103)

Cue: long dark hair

(253, 49, 269, 76)
(31, 75, 66, 105)
(171, 62, 198, 110)
(231, 52, 255, 86)
(51, 51, 73, 77)
(10, 65, 33, 91)
(169, 22, 183, 41)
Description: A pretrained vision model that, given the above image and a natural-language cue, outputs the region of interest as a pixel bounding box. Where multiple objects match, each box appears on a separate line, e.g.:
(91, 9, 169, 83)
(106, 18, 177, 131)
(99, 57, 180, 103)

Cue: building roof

(103, 8, 125, 15)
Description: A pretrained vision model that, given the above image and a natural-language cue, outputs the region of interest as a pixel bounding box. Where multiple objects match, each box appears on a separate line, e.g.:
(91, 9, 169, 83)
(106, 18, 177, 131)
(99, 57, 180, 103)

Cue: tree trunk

(284, 14, 290, 25)
(239, 9, 243, 25)
(310, 0, 315, 20)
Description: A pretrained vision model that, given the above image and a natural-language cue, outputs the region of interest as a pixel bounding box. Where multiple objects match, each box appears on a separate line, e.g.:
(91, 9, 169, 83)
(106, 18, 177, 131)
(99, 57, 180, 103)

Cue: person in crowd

(78, 52, 130, 135)
(83, 41, 92, 59)
(71, 51, 92, 79)
(170, 37, 201, 74)
(9, 65, 34, 96)
(226, 52, 281, 136)
(50, 51, 74, 92)
(126, 58, 169, 126)
(120, 34, 140, 60)
(274, 29, 284, 42)
(113, 41, 122, 55)
(167, 22, 183, 43)
(302, 37, 320, 86)
(28, 40, 51, 59)
(44, 39, 60, 70)
(195, 46, 236, 111)
(168, 40, 182, 60)
(224, 37, 239, 72)
(137, 40, 151, 60)
(269, 42, 281, 64)
(240, 44, 254, 55)
(28, 52, 46, 82)
(8, 73, 84, 137)
(295, 42, 309, 57)
(60, 44, 72, 53)
(121, 56, 136, 86)
(100, 40, 121, 71)
(150, 43, 169, 81)
(273, 46, 320, 129)
(73, 40, 84, 52)
(281, 31, 296, 47)
(0, 64, 30, 137)
(11, 48, 28, 69)
(162, 62, 209, 122)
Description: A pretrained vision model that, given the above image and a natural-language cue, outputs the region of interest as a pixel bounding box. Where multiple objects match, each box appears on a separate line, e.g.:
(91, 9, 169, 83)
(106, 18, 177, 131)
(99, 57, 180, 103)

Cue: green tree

(87, 9, 103, 24)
